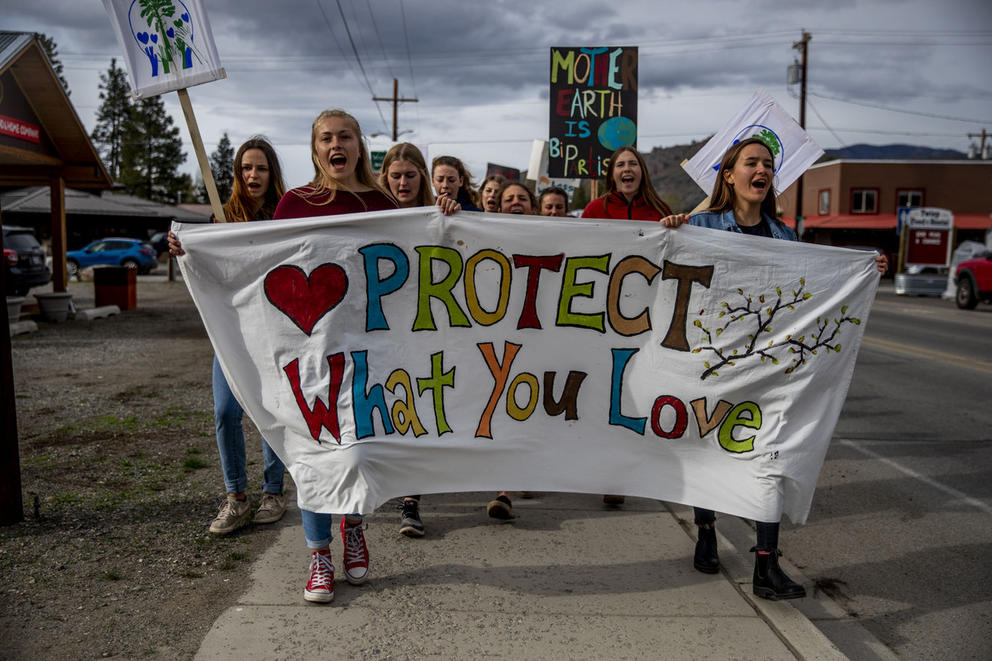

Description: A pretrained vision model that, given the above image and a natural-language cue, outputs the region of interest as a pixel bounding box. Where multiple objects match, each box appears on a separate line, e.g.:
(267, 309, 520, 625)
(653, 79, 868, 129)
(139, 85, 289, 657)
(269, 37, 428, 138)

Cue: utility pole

(372, 78, 418, 142)
(967, 129, 989, 159)
(793, 30, 811, 230)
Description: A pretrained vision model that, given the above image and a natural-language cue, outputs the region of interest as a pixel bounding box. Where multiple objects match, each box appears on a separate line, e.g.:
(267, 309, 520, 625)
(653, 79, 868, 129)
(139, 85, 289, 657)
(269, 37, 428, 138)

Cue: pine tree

(35, 33, 70, 96)
(209, 133, 235, 204)
(119, 95, 187, 203)
(90, 59, 131, 180)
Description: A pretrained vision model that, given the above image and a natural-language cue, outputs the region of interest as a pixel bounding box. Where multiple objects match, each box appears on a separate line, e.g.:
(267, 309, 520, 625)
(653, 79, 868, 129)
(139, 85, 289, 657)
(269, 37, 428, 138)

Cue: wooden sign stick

(177, 88, 226, 222)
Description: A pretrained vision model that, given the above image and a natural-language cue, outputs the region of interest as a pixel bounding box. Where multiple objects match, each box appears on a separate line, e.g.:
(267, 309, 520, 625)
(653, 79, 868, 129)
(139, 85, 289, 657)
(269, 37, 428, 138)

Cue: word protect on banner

(174, 209, 879, 524)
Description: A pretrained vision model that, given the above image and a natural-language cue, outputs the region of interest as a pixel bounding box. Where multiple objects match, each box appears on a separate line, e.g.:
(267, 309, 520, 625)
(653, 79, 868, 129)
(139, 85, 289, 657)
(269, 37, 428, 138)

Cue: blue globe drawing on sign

(598, 117, 637, 151)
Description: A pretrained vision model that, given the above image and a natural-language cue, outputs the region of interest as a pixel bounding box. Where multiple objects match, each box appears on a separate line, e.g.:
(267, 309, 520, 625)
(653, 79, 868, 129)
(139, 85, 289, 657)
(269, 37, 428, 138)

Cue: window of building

(818, 189, 830, 215)
(851, 188, 878, 214)
(897, 189, 924, 209)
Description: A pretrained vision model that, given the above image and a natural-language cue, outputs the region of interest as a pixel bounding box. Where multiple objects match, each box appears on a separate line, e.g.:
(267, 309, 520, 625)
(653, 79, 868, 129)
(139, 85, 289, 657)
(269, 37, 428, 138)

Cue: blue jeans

(213, 356, 285, 495)
(301, 511, 364, 549)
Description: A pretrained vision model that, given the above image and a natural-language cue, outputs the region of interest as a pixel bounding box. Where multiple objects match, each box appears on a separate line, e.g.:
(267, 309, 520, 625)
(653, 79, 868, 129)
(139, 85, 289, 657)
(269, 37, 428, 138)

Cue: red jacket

(581, 191, 662, 221)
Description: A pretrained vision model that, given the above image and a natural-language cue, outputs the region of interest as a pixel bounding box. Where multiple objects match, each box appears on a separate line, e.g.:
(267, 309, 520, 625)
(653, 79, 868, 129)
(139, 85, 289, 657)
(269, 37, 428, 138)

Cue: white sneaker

(253, 493, 287, 524)
(208, 495, 251, 535)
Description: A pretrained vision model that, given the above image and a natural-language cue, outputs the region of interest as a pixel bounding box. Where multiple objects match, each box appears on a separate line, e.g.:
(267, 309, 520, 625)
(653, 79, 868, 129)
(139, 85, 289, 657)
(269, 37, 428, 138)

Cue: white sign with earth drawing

(682, 89, 824, 197)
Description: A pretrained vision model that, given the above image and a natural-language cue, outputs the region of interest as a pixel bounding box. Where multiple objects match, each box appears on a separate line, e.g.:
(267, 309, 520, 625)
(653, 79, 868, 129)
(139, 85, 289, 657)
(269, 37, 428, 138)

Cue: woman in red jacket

(581, 146, 685, 223)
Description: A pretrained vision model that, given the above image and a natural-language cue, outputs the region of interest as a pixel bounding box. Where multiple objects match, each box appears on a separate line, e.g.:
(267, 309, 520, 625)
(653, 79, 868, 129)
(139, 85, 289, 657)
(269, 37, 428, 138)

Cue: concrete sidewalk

(195, 493, 861, 660)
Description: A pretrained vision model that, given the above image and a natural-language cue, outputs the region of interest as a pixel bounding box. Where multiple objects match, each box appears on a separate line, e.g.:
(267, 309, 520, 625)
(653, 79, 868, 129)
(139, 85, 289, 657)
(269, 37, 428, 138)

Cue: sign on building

(905, 207, 953, 268)
(548, 46, 638, 179)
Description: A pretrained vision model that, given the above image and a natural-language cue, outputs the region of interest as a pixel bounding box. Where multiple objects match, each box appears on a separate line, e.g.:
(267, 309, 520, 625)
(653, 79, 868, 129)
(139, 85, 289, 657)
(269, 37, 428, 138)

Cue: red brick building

(778, 159, 992, 259)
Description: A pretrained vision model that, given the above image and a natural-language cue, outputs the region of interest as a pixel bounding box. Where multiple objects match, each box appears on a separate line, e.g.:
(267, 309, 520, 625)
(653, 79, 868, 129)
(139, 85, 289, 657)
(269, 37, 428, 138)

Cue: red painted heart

(264, 263, 348, 335)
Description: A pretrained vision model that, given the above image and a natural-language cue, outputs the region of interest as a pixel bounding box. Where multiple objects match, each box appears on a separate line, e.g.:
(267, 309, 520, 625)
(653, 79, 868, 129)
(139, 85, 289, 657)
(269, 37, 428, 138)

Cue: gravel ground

(2, 277, 294, 660)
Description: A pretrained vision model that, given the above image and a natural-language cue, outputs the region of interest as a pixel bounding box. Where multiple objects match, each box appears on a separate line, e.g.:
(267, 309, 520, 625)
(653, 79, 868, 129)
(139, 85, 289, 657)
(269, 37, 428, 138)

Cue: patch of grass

(102, 570, 123, 581)
(182, 571, 203, 579)
(22, 455, 54, 466)
(90, 415, 141, 433)
(227, 551, 248, 562)
(121, 459, 133, 468)
(185, 447, 201, 456)
(53, 415, 141, 437)
(182, 457, 209, 471)
(52, 492, 78, 505)
(151, 406, 213, 429)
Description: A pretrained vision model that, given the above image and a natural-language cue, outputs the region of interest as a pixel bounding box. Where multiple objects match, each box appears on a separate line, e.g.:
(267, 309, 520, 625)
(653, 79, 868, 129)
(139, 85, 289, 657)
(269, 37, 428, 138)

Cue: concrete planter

(6, 295, 25, 322)
(34, 291, 74, 322)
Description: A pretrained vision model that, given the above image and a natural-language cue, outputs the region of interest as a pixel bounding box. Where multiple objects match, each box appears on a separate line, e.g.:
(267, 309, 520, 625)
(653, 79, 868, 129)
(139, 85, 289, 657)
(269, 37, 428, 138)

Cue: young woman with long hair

(380, 142, 434, 208)
(377, 142, 458, 538)
(496, 181, 537, 215)
(268, 109, 399, 604)
(580, 146, 684, 505)
(273, 109, 396, 219)
(685, 136, 886, 600)
(431, 155, 482, 211)
(168, 137, 291, 535)
(380, 142, 461, 215)
(538, 186, 569, 217)
(581, 146, 683, 222)
(479, 174, 506, 212)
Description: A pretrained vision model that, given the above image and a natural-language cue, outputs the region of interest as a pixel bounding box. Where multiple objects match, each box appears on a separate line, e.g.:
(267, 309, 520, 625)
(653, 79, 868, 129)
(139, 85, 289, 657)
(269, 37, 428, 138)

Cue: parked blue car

(66, 238, 158, 278)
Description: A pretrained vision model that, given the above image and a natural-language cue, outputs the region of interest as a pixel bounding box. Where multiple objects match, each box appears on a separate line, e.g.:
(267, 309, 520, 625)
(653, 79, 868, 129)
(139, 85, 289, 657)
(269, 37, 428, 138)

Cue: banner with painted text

(682, 89, 823, 197)
(175, 209, 878, 523)
(101, 0, 225, 98)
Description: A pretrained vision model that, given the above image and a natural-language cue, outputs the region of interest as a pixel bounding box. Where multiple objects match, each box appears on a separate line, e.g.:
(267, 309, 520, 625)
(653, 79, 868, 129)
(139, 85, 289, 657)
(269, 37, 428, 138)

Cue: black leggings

(693, 506, 780, 550)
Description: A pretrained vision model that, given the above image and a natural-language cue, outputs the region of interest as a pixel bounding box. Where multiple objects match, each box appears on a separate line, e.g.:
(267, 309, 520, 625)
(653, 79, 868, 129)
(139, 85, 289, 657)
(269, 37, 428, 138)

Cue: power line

(808, 90, 992, 124)
(312, 0, 358, 79)
(328, 0, 389, 131)
(364, 0, 395, 81)
(399, 0, 420, 131)
(807, 98, 846, 147)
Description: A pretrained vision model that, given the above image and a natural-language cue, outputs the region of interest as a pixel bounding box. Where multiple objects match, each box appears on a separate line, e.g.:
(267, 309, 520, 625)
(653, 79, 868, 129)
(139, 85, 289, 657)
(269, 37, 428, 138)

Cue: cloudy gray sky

(7, 0, 992, 189)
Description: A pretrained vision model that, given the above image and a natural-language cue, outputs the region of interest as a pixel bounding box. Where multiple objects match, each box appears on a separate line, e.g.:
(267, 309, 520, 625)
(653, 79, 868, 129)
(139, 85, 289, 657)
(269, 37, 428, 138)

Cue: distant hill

(823, 144, 967, 160)
(641, 138, 711, 214)
(640, 141, 968, 213)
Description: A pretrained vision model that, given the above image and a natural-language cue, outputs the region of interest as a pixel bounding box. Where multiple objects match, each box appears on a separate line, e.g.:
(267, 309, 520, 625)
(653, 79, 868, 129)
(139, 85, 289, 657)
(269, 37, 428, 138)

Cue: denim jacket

(688, 209, 797, 242)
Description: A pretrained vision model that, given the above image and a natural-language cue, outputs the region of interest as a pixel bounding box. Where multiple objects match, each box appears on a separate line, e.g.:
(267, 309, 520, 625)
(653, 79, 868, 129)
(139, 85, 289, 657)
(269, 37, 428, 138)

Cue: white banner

(100, 0, 225, 98)
(682, 89, 824, 197)
(175, 209, 879, 523)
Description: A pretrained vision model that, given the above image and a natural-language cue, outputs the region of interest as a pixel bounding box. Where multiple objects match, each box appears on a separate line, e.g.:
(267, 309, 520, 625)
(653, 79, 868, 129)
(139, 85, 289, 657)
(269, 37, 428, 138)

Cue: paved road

(781, 286, 992, 660)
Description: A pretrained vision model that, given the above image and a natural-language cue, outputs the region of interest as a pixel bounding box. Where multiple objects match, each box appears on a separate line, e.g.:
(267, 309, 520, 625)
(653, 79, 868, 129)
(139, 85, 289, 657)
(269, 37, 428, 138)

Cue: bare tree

(691, 278, 862, 380)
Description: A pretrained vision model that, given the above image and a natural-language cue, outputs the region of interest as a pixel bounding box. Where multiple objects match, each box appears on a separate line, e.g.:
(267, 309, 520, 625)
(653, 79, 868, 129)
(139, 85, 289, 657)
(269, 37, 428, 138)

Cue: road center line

(861, 335, 992, 374)
(837, 439, 992, 516)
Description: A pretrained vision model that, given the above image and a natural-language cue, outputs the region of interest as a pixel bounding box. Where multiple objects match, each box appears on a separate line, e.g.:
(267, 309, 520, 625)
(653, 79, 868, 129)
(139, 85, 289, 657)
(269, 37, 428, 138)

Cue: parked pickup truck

(954, 251, 992, 309)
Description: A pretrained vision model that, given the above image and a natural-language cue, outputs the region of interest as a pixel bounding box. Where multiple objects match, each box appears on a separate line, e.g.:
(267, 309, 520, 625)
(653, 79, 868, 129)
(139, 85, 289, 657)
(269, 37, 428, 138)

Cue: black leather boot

(752, 548, 806, 600)
(693, 524, 720, 574)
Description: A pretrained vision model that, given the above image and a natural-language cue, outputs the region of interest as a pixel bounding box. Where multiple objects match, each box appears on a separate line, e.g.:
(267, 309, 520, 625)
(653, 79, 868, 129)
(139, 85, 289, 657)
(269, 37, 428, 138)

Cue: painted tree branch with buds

(691, 278, 861, 380)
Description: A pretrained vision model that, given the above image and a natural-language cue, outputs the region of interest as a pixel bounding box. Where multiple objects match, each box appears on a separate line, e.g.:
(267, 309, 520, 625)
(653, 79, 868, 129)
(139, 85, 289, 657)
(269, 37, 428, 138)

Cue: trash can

(94, 266, 137, 310)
